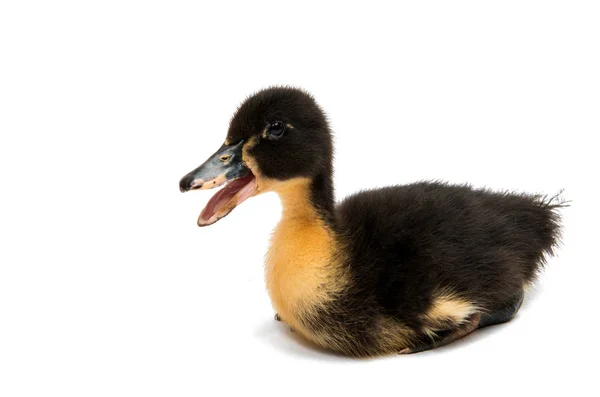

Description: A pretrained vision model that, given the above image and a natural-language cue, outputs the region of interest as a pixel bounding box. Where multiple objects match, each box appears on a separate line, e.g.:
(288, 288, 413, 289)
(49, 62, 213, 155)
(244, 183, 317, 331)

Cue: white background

(1, 1, 599, 396)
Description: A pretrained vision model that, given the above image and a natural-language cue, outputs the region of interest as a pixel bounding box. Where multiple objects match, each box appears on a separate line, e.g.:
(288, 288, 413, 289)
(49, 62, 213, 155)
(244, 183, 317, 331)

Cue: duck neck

(275, 170, 336, 228)
(309, 169, 336, 227)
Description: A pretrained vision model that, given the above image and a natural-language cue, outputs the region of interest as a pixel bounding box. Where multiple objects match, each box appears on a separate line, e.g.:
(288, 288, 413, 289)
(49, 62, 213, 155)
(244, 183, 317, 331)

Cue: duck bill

(179, 140, 257, 226)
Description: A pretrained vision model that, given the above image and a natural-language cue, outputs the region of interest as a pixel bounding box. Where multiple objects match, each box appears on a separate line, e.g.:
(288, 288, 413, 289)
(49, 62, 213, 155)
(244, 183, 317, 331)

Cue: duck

(179, 86, 564, 357)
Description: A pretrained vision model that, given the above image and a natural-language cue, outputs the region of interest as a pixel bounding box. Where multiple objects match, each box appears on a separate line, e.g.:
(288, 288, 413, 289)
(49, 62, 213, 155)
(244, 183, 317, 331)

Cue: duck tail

(534, 189, 568, 259)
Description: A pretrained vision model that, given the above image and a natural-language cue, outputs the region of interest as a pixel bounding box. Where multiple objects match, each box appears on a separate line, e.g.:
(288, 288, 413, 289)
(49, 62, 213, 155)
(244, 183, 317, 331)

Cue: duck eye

(267, 122, 285, 139)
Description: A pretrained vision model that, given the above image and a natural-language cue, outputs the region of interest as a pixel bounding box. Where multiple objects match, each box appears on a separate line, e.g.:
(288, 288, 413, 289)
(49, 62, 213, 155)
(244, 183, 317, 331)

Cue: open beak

(179, 140, 257, 226)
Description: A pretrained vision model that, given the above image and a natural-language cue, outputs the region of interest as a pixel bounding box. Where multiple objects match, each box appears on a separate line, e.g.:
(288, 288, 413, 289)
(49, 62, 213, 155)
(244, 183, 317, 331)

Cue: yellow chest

(265, 216, 337, 331)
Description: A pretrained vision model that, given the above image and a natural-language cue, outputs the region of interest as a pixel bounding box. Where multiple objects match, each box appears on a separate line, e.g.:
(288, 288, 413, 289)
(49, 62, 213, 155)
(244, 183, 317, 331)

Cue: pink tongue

(200, 173, 255, 221)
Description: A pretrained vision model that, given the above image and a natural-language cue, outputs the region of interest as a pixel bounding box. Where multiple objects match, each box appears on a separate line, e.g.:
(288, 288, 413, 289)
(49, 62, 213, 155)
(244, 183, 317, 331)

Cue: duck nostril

(219, 154, 231, 162)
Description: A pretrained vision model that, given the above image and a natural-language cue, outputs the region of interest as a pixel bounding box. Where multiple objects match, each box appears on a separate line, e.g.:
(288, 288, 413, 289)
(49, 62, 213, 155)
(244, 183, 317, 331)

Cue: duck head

(179, 87, 333, 226)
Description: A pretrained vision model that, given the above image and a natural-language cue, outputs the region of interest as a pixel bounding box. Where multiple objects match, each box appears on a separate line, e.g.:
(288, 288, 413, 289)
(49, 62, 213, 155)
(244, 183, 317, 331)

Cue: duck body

(267, 180, 562, 356)
(179, 87, 564, 357)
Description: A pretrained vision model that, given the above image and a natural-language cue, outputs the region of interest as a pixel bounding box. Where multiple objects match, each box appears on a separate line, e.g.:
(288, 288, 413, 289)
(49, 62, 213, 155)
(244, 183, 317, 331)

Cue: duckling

(179, 87, 564, 357)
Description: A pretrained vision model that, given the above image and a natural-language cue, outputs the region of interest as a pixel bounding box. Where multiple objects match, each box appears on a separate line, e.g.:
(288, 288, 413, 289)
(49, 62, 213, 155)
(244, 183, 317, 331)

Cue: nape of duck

(179, 87, 564, 357)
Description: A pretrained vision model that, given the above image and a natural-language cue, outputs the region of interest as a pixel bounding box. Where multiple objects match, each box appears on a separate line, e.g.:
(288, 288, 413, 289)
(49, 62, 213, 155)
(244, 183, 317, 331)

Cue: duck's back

(334, 181, 563, 323)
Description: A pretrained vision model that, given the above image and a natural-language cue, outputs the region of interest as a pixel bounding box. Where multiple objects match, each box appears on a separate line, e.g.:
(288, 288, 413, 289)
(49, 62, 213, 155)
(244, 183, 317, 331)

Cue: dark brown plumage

(179, 86, 564, 357)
